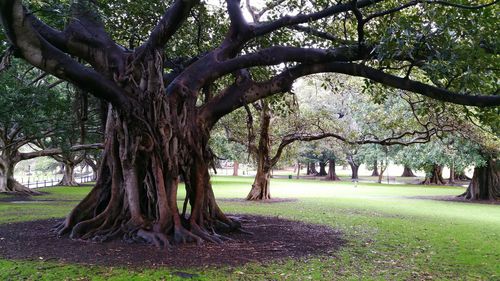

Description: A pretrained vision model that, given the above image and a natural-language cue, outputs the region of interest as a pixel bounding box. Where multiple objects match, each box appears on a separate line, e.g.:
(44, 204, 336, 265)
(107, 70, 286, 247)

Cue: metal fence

(18, 175, 95, 189)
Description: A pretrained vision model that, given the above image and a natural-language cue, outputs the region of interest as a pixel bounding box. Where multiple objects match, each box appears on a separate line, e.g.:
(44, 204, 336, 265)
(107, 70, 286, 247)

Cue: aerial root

(190, 224, 224, 244)
(173, 226, 203, 245)
(136, 229, 171, 249)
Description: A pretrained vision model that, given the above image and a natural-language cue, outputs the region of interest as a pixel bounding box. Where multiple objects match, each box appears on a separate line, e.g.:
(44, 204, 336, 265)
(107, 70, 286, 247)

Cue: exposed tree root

(459, 159, 500, 201)
(0, 178, 41, 195)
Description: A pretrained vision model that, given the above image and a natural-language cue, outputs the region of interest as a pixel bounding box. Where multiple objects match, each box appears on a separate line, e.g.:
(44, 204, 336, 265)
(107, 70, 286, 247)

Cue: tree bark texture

(246, 102, 272, 201)
(377, 161, 387, 184)
(461, 159, 500, 200)
(421, 165, 446, 185)
(401, 166, 416, 177)
(58, 162, 79, 186)
(371, 161, 379, 177)
(309, 162, 318, 175)
(326, 158, 341, 181)
(0, 156, 35, 194)
(232, 161, 239, 176)
(85, 157, 100, 181)
(318, 161, 328, 176)
(347, 155, 359, 180)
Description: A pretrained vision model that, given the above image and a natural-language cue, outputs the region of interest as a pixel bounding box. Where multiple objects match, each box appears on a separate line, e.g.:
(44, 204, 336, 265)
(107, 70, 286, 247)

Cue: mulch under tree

(0, 215, 343, 268)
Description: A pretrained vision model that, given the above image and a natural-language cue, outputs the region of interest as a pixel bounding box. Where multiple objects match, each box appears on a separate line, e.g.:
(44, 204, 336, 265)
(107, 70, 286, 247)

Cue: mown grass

(0, 176, 499, 280)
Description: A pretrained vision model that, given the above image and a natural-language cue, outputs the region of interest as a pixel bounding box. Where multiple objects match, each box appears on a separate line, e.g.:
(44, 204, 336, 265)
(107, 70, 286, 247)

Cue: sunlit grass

(0, 176, 499, 280)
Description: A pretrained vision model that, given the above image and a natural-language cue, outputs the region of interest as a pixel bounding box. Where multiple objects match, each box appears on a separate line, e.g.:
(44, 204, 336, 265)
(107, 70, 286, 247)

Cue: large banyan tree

(0, 0, 498, 246)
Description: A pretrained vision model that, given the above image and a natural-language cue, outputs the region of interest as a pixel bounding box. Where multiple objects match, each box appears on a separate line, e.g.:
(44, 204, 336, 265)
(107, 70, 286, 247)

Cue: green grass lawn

(1, 176, 499, 280)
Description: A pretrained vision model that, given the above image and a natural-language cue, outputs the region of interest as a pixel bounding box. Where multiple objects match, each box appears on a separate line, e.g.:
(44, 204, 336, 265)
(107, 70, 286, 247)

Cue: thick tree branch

(227, 0, 250, 34)
(19, 143, 104, 161)
(0, 0, 132, 110)
(253, 0, 384, 38)
(202, 60, 498, 126)
(137, 0, 199, 56)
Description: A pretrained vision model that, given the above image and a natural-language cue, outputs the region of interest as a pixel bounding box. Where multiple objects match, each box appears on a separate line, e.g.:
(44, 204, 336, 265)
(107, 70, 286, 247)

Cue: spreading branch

(19, 143, 104, 161)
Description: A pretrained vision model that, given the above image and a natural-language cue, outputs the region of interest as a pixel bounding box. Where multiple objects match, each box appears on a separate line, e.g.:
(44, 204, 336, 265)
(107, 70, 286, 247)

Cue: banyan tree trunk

(55, 54, 240, 247)
(460, 159, 500, 200)
(347, 156, 359, 180)
(318, 161, 328, 176)
(0, 157, 38, 195)
(246, 101, 272, 201)
(401, 166, 416, 177)
(371, 161, 379, 177)
(421, 165, 446, 185)
(448, 164, 455, 184)
(232, 161, 239, 176)
(326, 158, 340, 181)
(309, 162, 318, 175)
(85, 157, 100, 181)
(247, 166, 271, 200)
(58, 163, 79, 186)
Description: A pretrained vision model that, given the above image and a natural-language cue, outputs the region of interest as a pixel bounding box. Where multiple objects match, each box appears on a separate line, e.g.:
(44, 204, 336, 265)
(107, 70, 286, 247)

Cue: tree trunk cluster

(461, 159, 500, 200)
(58, 162, 79, 186)
(325, 158, 340, 181)
(401, 166, 416, 177)
(421, 165, 446, 185)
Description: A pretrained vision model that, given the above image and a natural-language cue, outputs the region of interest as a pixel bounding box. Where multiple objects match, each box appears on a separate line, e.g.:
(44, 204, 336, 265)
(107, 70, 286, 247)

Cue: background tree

(1, 0, 498, 247)
(0, 64, 67, 193)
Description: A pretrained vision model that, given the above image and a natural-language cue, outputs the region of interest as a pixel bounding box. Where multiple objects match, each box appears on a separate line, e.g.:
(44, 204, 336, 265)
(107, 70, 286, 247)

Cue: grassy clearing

(0, 176, 499, 280)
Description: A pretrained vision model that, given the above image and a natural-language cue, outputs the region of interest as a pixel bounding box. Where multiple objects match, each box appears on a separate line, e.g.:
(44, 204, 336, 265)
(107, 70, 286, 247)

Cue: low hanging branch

(19, 143, 104, 161)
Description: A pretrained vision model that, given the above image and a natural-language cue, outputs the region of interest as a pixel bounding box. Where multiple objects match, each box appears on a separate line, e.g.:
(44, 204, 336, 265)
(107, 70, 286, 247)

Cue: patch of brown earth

(0, 215, 343, 268)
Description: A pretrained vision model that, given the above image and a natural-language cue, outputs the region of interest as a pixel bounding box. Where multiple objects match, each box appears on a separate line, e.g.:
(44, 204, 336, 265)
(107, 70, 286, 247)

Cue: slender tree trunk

(347, 156, 359, 180)
(306, 162, 311, 175)
(421, 165, 446, 185)
(326, 158, 340, 181)
(232, 161, 239, 176)
(371, 161, 379, 177)
(377, 161, 387, 184)
(296, 161, 301, 179)
(401, 166, 416, 177)
(85, 157, 99, 181)
(448, 164, 455, 184)
(318, 161, 327, 176)
(461, 159, 500, 200)
(0, 156, 37, 195)
(247, 164, 271, 200)
(58, 162, 79, 186)
(247, 101, 272, 200)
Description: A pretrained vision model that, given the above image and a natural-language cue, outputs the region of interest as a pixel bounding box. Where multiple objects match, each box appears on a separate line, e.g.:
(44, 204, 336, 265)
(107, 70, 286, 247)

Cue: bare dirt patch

(0, 215, 343, 268)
